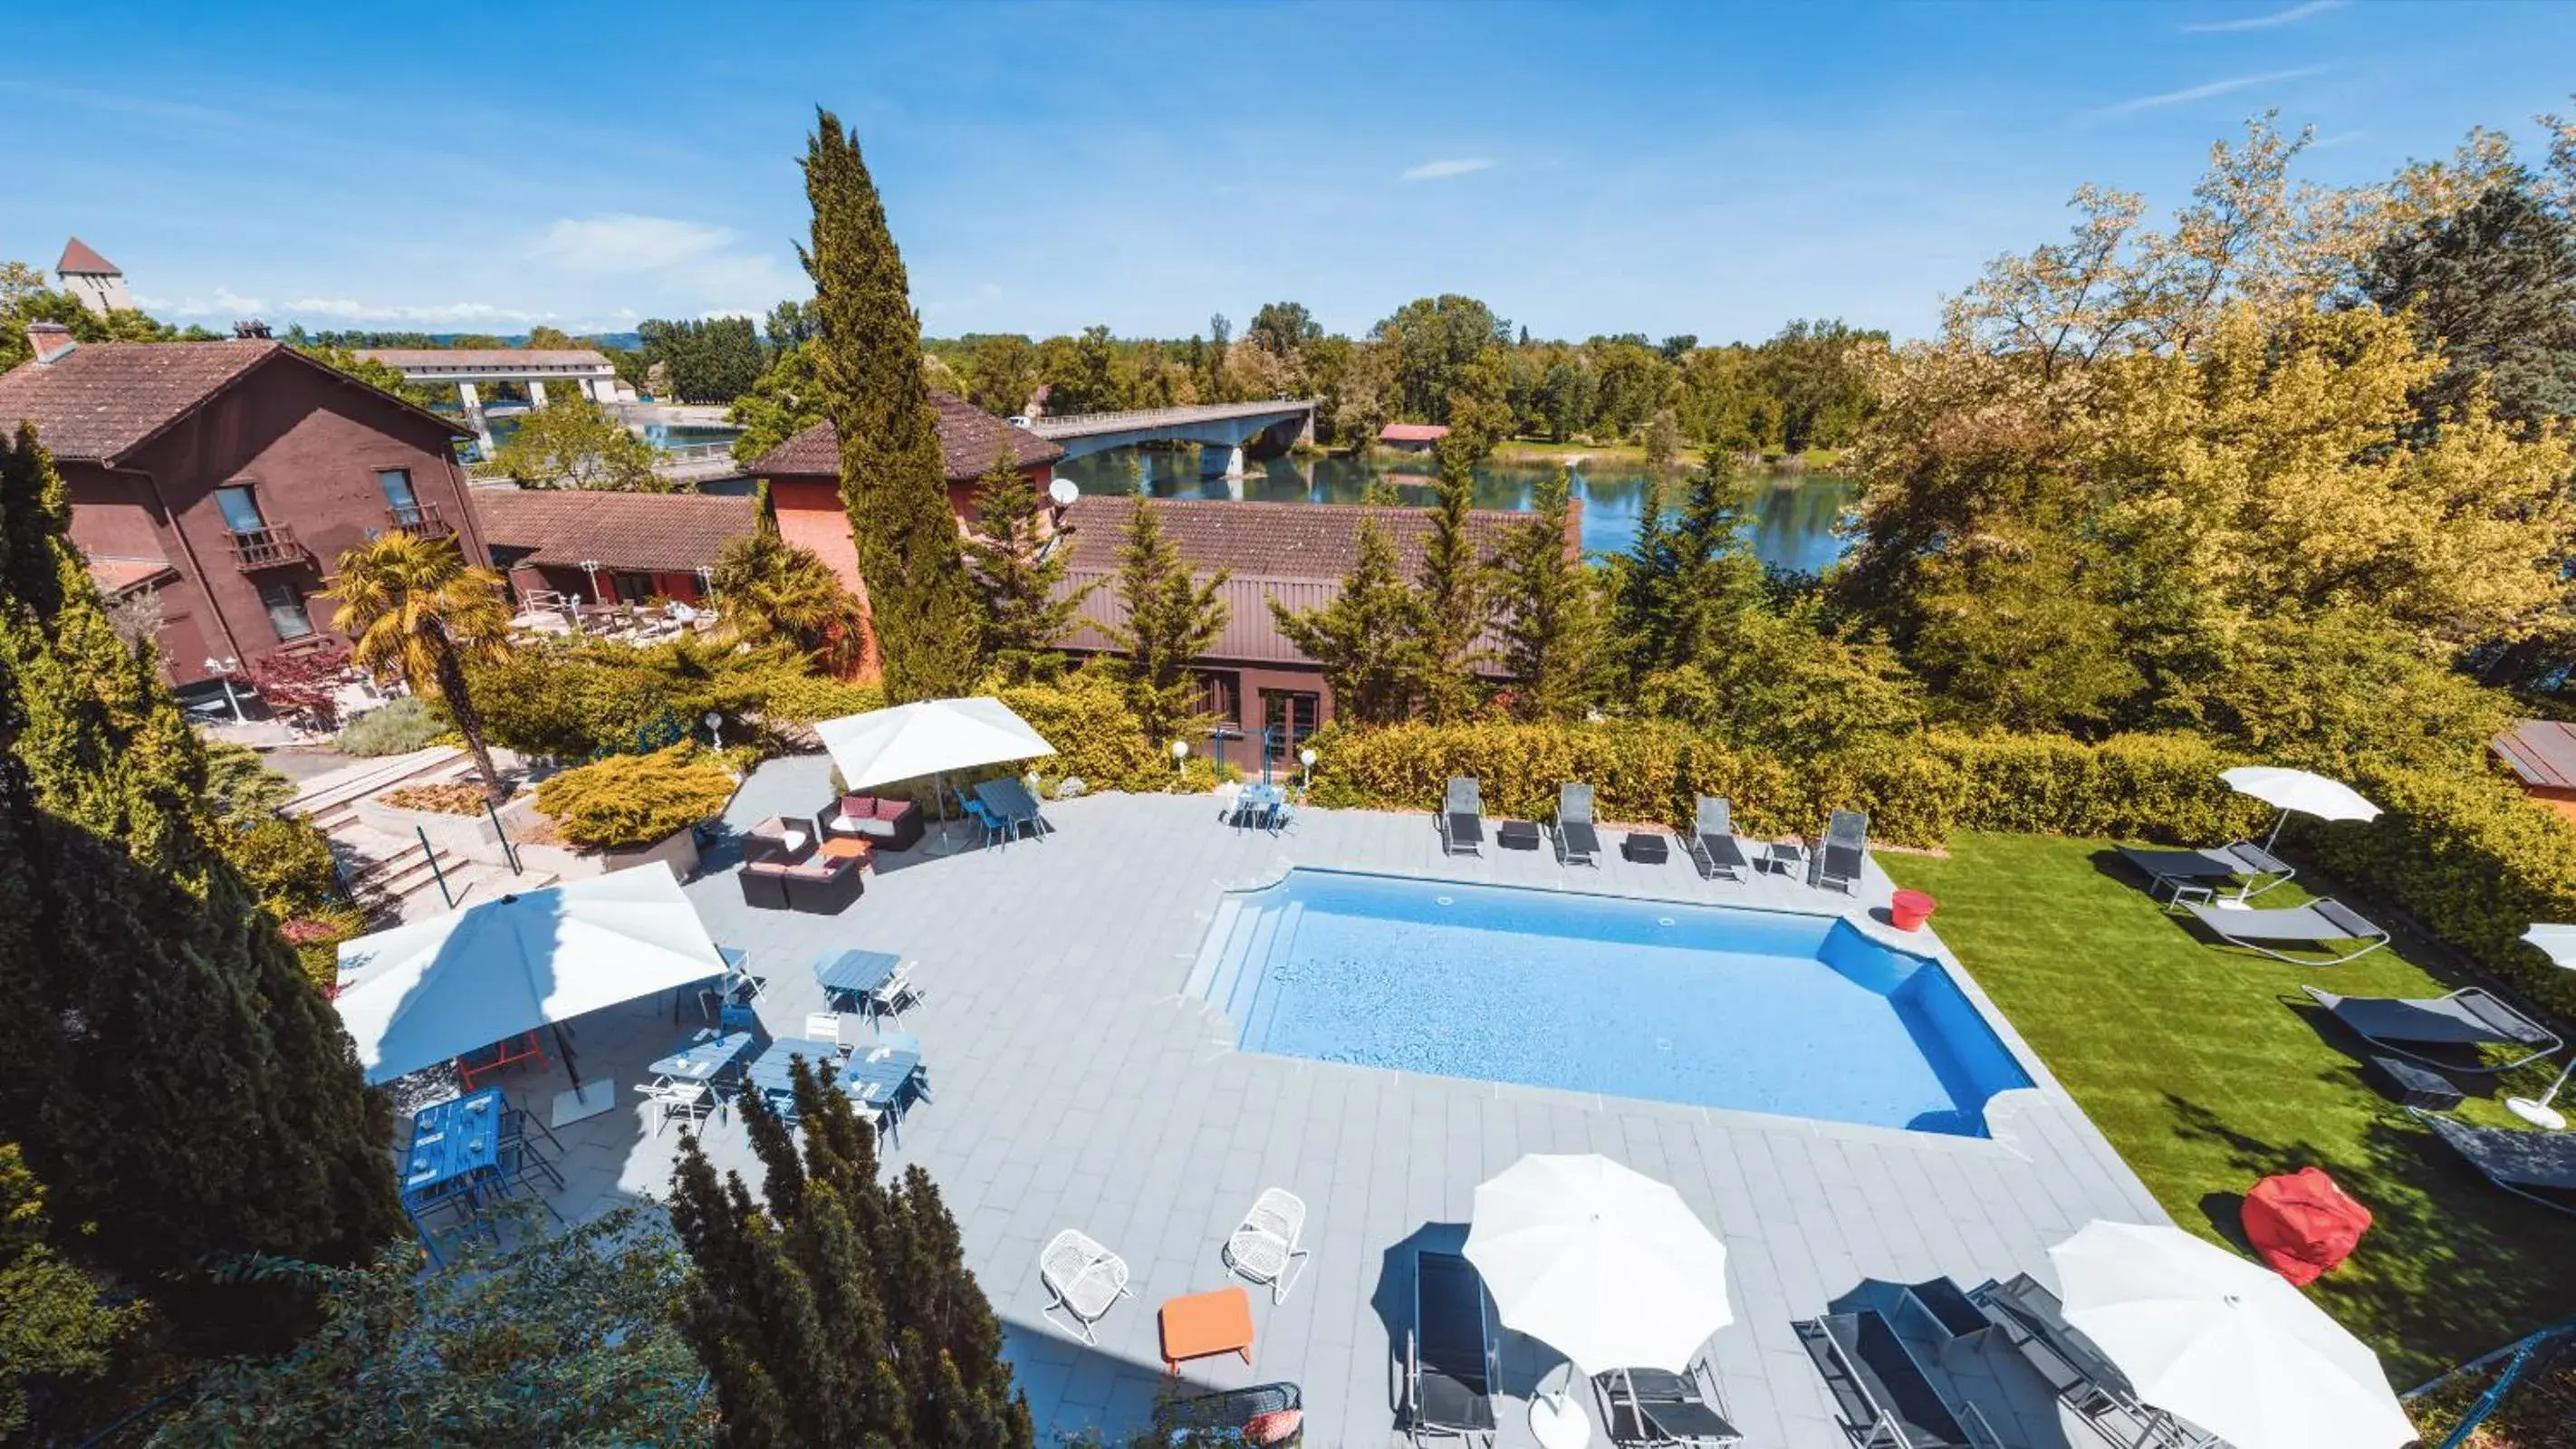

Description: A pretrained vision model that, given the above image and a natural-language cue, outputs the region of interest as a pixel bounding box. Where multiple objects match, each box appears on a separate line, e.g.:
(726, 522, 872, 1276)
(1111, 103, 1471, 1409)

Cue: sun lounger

(1555, 782, 1603, 867)
(1971, 1273, 2184, 1444)
(2411, 1108, 2576, 1216)
(1038, 1228, 1131, 1343)
(1817, 809, 1869, 895)
(2117, 840, 2294, 903)
(2301, 985, 2561, 1072)
(1797, 1309, 1996, 1449)
(1404, 1251, 1498, 1446)
(1440, 778, 1485, 856)
(2183, 897, 2389, 965)
(1594, 1364, 1744, 1447)
(1689, 797, 1752, 883)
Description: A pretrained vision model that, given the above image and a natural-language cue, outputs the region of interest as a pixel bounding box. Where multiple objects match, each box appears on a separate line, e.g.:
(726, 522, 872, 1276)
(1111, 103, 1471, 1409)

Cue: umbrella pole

(926, 772, 960, 856)
(2265, 808, 2288, 852)
(552, 1022, 582, 1089)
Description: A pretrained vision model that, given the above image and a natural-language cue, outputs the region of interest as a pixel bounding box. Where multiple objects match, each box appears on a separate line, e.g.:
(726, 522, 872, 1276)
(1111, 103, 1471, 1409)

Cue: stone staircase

(292, 747, 553, 921)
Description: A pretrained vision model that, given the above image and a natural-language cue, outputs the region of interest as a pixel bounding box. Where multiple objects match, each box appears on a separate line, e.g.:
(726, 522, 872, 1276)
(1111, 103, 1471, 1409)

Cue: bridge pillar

(584, 376, 617, 403)
(457, 381, 495, 458)
(1207, 443, 1246, 479)
(1299, 405, 1316, 447)
(526, 379, 550, 408)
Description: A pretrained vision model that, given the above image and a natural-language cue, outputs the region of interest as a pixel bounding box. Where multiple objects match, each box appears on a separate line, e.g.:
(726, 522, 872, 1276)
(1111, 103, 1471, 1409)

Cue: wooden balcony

(226, 523, 309, 571)
(386, 501, 456, 540)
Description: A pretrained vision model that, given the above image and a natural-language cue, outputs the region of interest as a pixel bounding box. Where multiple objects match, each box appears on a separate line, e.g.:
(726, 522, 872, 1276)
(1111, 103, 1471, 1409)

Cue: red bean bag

(2242, 1166, 2372, 1286)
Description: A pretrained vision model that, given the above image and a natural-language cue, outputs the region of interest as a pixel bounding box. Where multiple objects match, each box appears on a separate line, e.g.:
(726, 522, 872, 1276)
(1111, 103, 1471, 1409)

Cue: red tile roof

(471, 487, 760, 573)
(56, 236, 119, 274)
(1053, 495, 1552, 668)
(1379, 423, 1450, 443)
(84, 554, 177, 597)
(754, 391, 1063, 483)
(0, 340, 468, 464)
(2494, 720, 2576, 791)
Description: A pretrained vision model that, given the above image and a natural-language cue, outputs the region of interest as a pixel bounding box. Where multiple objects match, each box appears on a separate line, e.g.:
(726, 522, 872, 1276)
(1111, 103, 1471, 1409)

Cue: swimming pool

(1190, 869, 2033, 1137)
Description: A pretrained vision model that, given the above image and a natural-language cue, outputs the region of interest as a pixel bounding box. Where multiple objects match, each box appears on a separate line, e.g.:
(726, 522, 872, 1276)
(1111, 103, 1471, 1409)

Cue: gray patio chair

(2117, 840, 2295, 904)
(1817, 809, 1870, 895)
(1404, 1250, 1499, 1447)
(2300, 984, 2561, 1072)
(1593, 1363, 1744, 1447)
(1555, 782, 1603, 867)
(1221, 1186, 1310, 1302)
(1440, 777, 1485, 856)
(2182, 897, 2389, 965)
(2410, 1108, 2576, 1216)
(1690, 796, 1752, 883)
(1038, 1228, 1131, 1342)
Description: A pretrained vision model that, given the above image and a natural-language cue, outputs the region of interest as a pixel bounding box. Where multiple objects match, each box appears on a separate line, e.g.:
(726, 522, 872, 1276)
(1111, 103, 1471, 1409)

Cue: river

(1051, 447, 1856, 571)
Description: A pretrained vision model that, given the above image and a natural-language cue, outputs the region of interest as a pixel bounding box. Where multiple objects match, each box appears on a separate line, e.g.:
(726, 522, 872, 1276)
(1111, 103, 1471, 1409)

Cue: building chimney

(25, 322, 75, 365)
(232, 319, 273, 341)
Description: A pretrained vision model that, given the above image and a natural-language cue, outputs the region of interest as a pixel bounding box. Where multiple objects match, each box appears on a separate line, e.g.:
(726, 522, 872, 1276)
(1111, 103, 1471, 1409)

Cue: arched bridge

(1024, 398, 1317, 476)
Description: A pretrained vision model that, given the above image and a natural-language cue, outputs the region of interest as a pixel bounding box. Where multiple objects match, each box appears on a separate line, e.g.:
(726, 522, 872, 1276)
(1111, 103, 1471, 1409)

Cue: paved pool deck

(471, 757, 2167, 1447)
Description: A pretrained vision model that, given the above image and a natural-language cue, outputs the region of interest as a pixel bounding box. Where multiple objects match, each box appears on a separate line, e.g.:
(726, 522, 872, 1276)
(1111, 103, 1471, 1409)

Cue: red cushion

(1242, 1408, 1302, 1445)
(2243, 1166, 2372, 1286)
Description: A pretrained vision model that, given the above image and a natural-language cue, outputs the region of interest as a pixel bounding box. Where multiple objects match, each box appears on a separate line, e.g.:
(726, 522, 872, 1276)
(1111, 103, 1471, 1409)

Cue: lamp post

(704, 710, 724, 751)
(1300, 745, 1317, 794)
(1170, 737, 1188, 780)
(204, 657, 244, 724)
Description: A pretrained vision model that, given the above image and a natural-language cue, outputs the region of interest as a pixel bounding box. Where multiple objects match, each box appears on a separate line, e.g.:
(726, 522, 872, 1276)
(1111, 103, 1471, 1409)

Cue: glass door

(1260, 690, 1319, 769)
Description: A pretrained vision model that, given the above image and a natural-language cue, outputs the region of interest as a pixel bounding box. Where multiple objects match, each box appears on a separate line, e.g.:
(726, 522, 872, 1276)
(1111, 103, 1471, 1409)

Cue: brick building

(0, 323, 484, 686)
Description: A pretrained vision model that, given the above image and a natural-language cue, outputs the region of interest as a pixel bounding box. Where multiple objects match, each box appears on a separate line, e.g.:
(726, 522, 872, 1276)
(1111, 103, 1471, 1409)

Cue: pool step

(1181, 897, 1245, 1002)
(1231, 900, 1304, 1048)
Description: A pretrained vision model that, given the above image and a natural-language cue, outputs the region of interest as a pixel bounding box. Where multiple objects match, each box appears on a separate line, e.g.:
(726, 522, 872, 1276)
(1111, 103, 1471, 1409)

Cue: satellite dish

(1048, 477, 1080, 507)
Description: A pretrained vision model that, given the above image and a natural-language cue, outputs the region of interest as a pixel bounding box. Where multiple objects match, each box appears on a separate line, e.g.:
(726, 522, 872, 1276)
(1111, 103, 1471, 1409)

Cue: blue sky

(7, 1, 2573, 343)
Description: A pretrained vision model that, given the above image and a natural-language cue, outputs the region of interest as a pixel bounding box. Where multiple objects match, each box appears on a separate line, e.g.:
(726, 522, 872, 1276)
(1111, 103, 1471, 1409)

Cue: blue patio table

(745, 1037, 846, 1102)
(814, 948, 900, 1016)
(837, 1043, 923, 1109)
(649, 1028, 755, 1086)
(974, 778, 1046, 839)
(404, 1087, 504, 1202)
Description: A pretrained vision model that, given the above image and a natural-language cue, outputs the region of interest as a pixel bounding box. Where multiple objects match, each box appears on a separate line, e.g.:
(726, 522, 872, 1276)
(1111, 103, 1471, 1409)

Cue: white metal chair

(635, 1079, 711, 1137)
(870, 963, 922, 1023)
(1039, 1228, 1132, 1343)
(804, 1012, 854, 1059)
(1222, 1187, 1311, 1302)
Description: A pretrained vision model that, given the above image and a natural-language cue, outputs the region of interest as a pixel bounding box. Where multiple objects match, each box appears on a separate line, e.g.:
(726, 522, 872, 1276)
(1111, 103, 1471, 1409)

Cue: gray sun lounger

(1595, 1364, 1744, 1448)
(2117, 840, 2294, 903)
(2302, 985, 2562, 1072)
(2411, 1108, 2576, 1216)
(1690, 797, 1752, 883)
(2183, 897, 2389, 964)
(1555, 782, 1602, 868)
(1817, 809, 1869, 895)
(1405, 1250, 1499, 1446)
(1441, 777, 1485, 856)
(1797, 1310, 1999, 1449)
(1972, 1273, 2205, 1448)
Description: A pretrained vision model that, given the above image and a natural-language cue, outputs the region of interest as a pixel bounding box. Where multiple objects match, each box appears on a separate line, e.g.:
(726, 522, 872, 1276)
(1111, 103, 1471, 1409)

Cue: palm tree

(708, 532, 869, 672)
(325, 533, 514, 803)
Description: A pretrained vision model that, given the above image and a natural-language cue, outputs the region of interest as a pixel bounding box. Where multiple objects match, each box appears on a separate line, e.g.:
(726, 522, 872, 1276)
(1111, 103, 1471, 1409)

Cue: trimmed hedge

(1310, 717, 2576, 1019)
(534, 745, 739, 851)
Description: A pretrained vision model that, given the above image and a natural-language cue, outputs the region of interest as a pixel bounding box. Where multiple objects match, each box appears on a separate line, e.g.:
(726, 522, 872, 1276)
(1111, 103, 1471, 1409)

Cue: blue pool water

(1194, 870, 2033, 1137)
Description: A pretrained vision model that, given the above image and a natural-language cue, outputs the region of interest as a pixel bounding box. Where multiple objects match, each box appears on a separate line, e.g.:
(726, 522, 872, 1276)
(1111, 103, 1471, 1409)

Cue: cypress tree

(1273, 511, 1427, 725)
(1414, 458, 1490, 722)
(0, 424, 402, 1341)
(668, 1057, 1032, 1448)
(963, 449, 1091, 683)
(1491, 465, 1603, 721)
(802, 109, 982, 702)
(1104, 499, 1229, 745)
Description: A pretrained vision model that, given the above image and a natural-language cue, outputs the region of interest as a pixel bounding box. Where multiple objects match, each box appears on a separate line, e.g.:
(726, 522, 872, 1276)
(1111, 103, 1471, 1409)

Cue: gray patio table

(814, 948, 901, 1017)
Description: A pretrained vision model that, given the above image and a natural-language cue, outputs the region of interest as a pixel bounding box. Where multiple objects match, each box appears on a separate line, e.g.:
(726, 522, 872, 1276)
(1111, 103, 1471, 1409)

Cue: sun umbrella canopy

(2051, 1220, 2414, 1449)
(2220, 767, 2381, 824)
(814, 696, 1058, 794)
(1465, 1154, 1733, 1375)
(2521, 923, 2576, 971)
(333, 863, 726, 1084)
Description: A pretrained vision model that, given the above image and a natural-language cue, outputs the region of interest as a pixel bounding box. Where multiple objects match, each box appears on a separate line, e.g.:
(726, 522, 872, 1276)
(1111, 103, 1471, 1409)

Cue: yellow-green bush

(534, 745, 739, 851)
(746, 667, 883, 725)
(999, 671, 1171, 792)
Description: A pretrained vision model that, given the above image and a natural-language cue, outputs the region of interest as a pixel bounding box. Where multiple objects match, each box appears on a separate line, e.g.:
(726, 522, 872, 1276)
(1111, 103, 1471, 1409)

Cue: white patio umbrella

(332, 861, 726, 1089)
(2506, 924, 2576, 1128)
(2220, 766, 2382, 848)
(1465, 1155, 1733, 1386)
(813, 696, 1057, 852)
(2051, 1221, 2415, 1449)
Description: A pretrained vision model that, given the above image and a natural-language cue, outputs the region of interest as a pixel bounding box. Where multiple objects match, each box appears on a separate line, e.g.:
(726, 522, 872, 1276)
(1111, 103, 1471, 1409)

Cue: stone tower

(56, 237, 133, 316)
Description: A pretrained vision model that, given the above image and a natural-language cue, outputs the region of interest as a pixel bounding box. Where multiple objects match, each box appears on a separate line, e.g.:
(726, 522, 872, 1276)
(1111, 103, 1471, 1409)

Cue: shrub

(468, 637, 851, 761)
(534, 744, 739, 851)
(334, 696, 444, 756)
(740, 666, 881, 725)
(226, 815, 344, 918)
(999, 669, 1169, 792)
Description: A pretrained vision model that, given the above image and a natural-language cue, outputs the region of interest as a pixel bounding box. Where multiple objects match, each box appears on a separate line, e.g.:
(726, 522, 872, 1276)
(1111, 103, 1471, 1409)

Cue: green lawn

(1881, 832, 2576, 1385)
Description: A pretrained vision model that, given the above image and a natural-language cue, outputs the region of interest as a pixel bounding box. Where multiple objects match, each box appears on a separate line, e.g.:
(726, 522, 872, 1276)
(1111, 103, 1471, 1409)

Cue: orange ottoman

(1159, 1286, 1254, 1375)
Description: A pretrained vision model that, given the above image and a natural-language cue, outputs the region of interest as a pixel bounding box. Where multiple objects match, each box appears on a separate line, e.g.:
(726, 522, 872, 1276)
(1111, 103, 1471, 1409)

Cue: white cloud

(528, 214, 738, 273)
(282, 296, 556, 324)
(2089, 66, 2328, 118)
(2182, 1, 2342, 34)
(1401, 157, 1495, 182)
(214, 287, 266, 313)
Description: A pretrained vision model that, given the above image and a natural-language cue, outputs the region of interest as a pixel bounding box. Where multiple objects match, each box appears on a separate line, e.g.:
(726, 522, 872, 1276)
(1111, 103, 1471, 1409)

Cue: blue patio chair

(964, 798, 1007, 848)
(1269, 798, 1296, 834)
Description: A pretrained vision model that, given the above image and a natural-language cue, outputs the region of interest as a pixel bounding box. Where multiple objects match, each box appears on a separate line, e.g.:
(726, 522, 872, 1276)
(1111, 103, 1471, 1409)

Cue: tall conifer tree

(1491, 465, 1602, 721)
(963, 450, 1090, 682)
(801, 109, 981, 701)
(1104, 499, 1229, 745)
(1415, 460, 1490, 722)
(1274, 511, 1428, 725)
(0, 424, 401, 1338)
(669, 1059, 1032, 1448)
